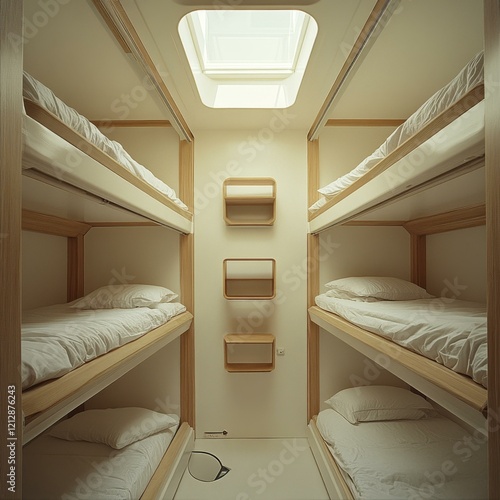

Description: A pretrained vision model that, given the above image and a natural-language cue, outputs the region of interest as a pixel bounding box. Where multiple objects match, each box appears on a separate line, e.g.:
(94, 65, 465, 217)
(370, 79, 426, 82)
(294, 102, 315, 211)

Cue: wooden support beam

(91, 120, 171, 128)
(22, 210, 91, 238)
(179, 139, 195, 427)
(67, 235, 85, 301)
(326, 118, 405, 127)
(307, 234, 320, 420)
(484, 1, 500, 497)
(0, 1, 23, 498)
(403, 204, 486, 236)
(410, 234, 426, 288)
(307, 139, 320, 208)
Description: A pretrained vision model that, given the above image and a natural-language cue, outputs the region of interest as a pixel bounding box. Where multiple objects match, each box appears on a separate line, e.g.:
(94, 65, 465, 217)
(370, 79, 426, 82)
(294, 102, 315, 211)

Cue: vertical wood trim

(484, 1, 500, 497)
(308, 136, 320, 420)
(307, 139, 320, 209)
(180, 234, 195, 427)
(307, 234, 320, 420)
(179, 140, 194, 213)
(179, 138, 195, 426)
(409, 234, 426, 288)
(67, 234, 85, 301)
(0, 1, 23, 498)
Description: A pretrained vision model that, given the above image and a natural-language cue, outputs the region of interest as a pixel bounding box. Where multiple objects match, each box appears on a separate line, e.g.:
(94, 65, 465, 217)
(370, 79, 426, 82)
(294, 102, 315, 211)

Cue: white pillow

(50, 408, 179, 449)
(325, 386, 435, 424)
(325, 289, 380, 302)
(70, 284, 178, 309)
(324, 276, 433, 301)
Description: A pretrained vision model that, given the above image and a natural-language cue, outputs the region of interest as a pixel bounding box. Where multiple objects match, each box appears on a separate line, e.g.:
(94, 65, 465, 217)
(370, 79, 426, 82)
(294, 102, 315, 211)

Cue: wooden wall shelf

(223, 258, 276, 300)
(223, 178, 276, 226)
(224, 334, 275, 372)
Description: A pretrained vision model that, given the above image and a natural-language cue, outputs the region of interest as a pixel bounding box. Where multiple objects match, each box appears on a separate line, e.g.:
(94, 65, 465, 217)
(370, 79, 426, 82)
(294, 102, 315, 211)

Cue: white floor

(173, 438, 330, 500)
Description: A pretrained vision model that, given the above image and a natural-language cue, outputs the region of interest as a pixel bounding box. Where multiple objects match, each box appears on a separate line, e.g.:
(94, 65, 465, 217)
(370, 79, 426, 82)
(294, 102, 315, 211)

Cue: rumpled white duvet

(22, 302, 186, 390)
(314, 294, 487, 388)
(316, 408, 487, 499)
(309, 51, 484, 212)
(23, 422, 179, 500)
(22, 72, 188, 211)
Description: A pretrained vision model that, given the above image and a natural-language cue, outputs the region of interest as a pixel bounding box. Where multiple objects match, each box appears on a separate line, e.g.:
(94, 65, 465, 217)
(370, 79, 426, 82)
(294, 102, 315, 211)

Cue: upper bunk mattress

(316, 408, 487, 499)
(22, 301, 186, 390)
(24, 419, 179, 499)
(309, 51, 484, 213)
(315, 294, 487, 388)
(22, 72, 188, 211)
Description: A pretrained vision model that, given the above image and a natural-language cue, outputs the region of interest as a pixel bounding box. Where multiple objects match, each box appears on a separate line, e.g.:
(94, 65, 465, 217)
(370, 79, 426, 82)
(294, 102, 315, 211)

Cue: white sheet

(316, 408, 487, 499)
(22, 302, 186, 390)
(314, 295, 487, 388)
(23, 421, 179, 499)
(22, 72, 188, 211)
(310, 52, 484, 212)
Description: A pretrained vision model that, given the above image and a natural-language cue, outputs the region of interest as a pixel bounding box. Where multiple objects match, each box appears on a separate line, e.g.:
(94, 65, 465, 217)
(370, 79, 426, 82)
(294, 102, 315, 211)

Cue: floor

(173, 437, 330, 500)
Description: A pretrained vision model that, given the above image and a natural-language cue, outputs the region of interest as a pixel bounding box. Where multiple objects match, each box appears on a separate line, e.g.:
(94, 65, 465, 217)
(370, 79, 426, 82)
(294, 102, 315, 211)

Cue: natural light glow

(178, 10, 318, 108)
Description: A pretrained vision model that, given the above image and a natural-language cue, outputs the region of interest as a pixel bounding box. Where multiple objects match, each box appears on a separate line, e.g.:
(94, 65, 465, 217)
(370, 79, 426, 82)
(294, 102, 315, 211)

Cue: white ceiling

(22, 0, 484, 135)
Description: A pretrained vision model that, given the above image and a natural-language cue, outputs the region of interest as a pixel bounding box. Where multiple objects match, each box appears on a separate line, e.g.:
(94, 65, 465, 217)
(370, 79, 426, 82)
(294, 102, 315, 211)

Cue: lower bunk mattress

(315, 293, 487, 388)
(316, 405, 487, 499)
(22, 297, 186, 390)
(23, 408, 180, 499)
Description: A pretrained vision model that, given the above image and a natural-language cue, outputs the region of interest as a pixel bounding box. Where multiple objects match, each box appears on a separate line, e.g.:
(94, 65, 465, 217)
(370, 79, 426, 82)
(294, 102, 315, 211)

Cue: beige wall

(427, 226, 486, 303)
(22, 231, 67, 310)
(83, 225, 182, 411)
(194, 128, 308, 438)
(317, 225, 410, 406)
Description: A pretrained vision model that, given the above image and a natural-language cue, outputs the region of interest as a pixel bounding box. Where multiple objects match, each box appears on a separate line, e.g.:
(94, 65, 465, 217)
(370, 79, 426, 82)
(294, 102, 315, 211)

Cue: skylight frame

(186, 10, 311, 77)
(178, 9, 318, 109)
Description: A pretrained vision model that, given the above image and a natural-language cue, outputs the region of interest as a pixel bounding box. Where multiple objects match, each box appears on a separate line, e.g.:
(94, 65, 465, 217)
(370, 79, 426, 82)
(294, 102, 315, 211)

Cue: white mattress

(310, 52, 484, 212)
(316, 408, 487, 499)
(23, 422, 179, 500)
(22, 72, 188, 211)
(314, 295, 487, 388)
(22, 302, 186, 390)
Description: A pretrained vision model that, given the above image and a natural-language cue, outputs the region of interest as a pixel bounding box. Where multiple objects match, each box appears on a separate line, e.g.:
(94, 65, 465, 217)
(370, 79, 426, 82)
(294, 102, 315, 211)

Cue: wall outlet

(204, 430, 228, 438)
(276, 347, 285, 355)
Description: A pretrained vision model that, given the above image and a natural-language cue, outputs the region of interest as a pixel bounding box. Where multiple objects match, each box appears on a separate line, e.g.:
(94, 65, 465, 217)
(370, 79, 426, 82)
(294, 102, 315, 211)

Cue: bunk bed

(23, 408, 194, 500)
(22, 71, 193, 234)
(308, 386, 487, 500)
(310, 277, 487, 414)
(22, 287, 193, 444)
(308, 52, 485, 233)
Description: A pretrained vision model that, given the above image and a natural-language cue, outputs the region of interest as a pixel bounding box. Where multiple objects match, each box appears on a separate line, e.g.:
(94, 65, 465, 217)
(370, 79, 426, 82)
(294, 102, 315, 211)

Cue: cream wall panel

(103, 127, 180, 192)
(317, 225, 409, 407)
(427, 226, 486, 303)
(86, 339, 181, 413)
(22, 231, 67, 310)
(318, 226, 410, 287)
(195, 129, 308, 438)
(318, 127, 397, 188)
(84, 226, 180, 295)
(84, 226, 182, 412)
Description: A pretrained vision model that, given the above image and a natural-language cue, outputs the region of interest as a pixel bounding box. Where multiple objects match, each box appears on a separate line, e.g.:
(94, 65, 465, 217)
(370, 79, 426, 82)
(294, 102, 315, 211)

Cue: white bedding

(309, 52, 484, 212)
(314, 294, 487, 388)
(316, 408, 487, 499)
(23, 422, 179, 499)
(22, 72, 188, 211)
(22, 302, 186, 390)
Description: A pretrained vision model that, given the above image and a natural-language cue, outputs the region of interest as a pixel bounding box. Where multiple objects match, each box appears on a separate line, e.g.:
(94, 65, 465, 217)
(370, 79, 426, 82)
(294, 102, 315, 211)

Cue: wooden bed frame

(309, 305, 487, 417)
(23, 99, 193, 234)
(307, 417, 354, 500)
(23, 310, 193, 443)
(308, 84, 485, 233)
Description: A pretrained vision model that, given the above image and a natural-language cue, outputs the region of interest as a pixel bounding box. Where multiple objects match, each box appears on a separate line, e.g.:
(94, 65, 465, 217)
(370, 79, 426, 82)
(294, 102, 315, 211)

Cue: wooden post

(484, 1, 500, 497)
(0, 1, 23, 498)
(179, 139, 195, 427)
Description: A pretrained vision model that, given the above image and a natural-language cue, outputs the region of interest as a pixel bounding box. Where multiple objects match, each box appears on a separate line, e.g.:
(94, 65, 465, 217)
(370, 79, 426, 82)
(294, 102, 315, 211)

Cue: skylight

(178, 10, 318, 108)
